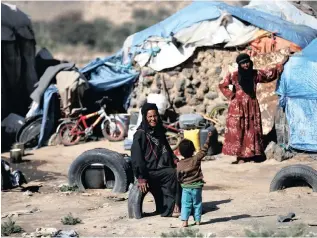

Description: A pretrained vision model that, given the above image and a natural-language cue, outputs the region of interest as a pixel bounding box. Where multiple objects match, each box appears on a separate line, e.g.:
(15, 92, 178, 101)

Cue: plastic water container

(83, 164, 105, 189)
(199, 125, 219, 156)
(147, 93, 168, 115)
(184, 129, 201, 151)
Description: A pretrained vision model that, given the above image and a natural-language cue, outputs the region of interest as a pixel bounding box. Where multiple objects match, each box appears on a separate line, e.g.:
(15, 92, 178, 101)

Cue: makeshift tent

(276, 39, 317, 152)
(1, 3, 38, 120)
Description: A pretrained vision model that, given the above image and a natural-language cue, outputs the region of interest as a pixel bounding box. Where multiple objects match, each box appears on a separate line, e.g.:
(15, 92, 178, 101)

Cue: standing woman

(131, 103, 181, 217)
(219, 53, 286, 164)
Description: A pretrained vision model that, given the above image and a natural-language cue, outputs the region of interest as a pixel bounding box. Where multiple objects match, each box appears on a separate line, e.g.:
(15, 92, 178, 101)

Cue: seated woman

(131, 103, 181, 217)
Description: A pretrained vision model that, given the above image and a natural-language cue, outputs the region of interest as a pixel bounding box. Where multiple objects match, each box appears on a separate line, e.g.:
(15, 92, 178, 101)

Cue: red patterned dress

(219, 67, 280, 158)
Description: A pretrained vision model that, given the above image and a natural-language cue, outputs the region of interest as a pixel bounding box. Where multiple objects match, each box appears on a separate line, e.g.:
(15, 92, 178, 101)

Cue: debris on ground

(23, 190, 33, 196)
(106, 196, 127, 202)
(2, 208, 40, 218)
(265, 141, 295, 162)
(22, 228, 79, 238)
(59, 184, 79, 193)
(278, 212, 296, 223)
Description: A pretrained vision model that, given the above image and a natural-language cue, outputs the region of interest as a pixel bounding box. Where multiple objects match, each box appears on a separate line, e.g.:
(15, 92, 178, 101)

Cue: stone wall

(129, 47, 240, 115)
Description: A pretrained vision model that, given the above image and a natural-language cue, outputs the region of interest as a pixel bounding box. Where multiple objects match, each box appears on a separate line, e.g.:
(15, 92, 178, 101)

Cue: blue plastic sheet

(80, 51, 139, 92)
(38, 85, 58, 148)
(131, 2, 221, 46)
(276, 39, 317, 152)
(276, 39, 317, 101)
(285, 98, 317, 152)
(131, 2, 317, 49)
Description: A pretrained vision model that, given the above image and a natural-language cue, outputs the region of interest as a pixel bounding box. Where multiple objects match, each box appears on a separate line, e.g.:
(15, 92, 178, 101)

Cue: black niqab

(236, 54, 256, 98)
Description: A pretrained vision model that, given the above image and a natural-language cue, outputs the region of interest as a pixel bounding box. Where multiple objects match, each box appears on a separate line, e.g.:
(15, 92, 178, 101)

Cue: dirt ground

(1, 141, 317, 237)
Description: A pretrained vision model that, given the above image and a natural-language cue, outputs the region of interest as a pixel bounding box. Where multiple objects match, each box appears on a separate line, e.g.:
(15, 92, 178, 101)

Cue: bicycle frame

(70, 108, 107, 136)
(163, 121, 182, 133)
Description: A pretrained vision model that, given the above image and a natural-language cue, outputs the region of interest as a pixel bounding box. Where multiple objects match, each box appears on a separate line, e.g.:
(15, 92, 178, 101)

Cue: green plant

(245, 223, 308, 237)
(61, 213, 82, 225)
(59, 185, 79, 192)
(1, 218, 23, 236)
(161, 228, 204, 237)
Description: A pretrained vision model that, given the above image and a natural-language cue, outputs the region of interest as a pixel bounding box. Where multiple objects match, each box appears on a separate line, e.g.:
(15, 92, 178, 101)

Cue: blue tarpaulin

(276, 39, 317, 151)
(80, 51, 139, 92)
(131, 2, 221, 46)
(131, 2, 317, 49)
(38, 85, 59, 148)
(27, 85, 58, 148)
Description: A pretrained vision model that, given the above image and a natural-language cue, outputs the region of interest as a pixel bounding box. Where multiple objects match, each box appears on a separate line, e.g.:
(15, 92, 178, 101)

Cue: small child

(176, 131, 212, 227)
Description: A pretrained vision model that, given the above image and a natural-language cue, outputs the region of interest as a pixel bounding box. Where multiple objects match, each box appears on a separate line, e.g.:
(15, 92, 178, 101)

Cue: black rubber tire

(68, 148, 131, 193)
(16, 115, 43, 148)
(270, 164, 317, 192)
(128, 182, 163, 219)
(16, 115, 42, 142)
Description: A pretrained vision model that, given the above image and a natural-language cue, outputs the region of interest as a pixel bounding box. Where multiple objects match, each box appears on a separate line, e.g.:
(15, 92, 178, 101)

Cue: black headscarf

(138, 103, 166, 138)
(236, 53, 256, 98)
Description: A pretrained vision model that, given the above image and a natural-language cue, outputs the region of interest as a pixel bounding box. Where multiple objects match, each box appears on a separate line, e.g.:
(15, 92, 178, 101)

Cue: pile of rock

(129, 47, 240, 115)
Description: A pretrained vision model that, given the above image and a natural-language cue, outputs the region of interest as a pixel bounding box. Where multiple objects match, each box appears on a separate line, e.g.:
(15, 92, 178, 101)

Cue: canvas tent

(1, 3, 38, 120)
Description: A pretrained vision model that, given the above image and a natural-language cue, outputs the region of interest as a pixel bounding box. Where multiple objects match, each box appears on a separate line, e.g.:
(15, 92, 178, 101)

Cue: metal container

(10, 148, 22, 163)
(12, 143, 25, 155)
(83, 164, 105, 189)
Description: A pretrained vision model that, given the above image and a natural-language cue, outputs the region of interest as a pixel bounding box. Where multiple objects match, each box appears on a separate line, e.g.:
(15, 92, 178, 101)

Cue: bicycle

(163, 120, 183, 151)
(58, 97, 125, 146)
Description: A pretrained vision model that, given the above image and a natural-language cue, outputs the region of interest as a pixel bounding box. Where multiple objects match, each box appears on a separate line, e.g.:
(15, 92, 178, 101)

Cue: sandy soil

(1, 141, 317, 237)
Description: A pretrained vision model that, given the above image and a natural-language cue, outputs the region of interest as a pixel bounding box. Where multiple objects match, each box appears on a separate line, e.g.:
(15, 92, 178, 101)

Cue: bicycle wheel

(102, 120, 125, 142)
(208, 103, 228, 119)
(208, 103, 228, 137)
(166, 131, 182, 151)
(59, 122, 83, 146)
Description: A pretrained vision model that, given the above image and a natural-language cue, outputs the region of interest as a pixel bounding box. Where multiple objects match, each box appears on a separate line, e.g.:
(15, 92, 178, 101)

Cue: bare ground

(1, 141, 317, 237)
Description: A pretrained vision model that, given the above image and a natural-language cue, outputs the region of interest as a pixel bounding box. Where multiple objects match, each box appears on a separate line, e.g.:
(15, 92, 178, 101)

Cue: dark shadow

(2, 158, 65, 183)
(263, 125, 277, 150)
(21, 185, 41, 193)
(253, 155, 267, 163)
(143, 211, 159, 217)
(201, 214, 251, 225)
(23, 153, 34, 157)
(202, 199, 233, 214)
(203, 185, 224, 190)
(200, 213, 276, 225)
(13, 159, 31, 164)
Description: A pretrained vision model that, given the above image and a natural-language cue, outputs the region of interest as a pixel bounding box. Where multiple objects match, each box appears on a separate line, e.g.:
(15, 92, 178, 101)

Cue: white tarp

(175, 12, 260, 48)
(134, 13, 261, 71)
(245, 0, 317, 30)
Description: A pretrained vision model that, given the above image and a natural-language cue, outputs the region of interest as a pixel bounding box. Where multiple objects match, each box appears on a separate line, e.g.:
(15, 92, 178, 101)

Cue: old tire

(68, 148, 132, 193)
(128, 183, 163, 219)
(16, 115, 43, 148)
(270, 165, 317, 192)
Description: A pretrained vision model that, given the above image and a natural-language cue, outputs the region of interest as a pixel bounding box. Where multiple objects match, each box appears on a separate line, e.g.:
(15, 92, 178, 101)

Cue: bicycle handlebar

(95, 96, 112, 107)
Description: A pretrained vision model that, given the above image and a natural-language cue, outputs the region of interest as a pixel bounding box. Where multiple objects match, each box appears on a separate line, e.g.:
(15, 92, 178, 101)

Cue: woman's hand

(138, 182, 149, 193)
(277, 64, 284, 73)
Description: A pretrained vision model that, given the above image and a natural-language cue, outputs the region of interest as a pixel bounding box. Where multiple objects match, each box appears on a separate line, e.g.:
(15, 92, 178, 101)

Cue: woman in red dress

(219, 53, 285, 163)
